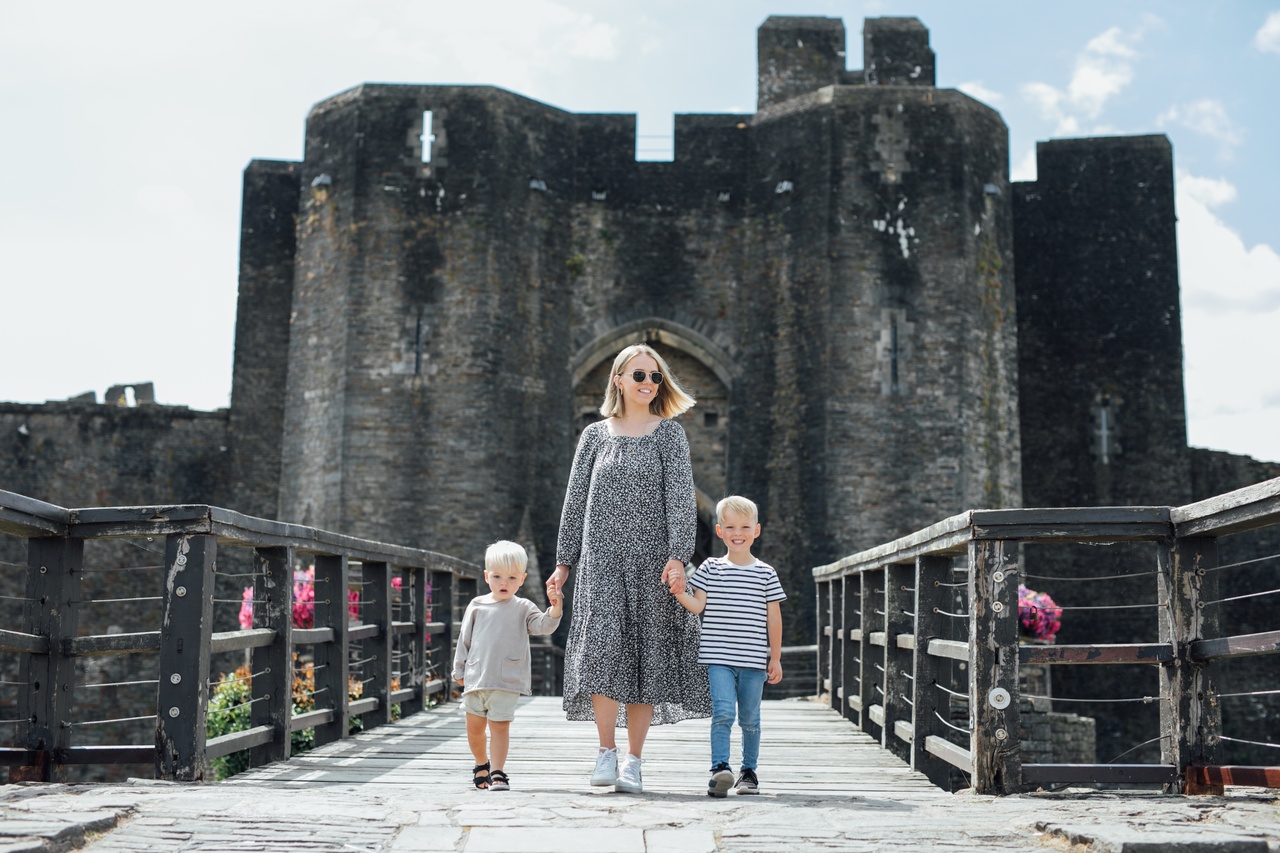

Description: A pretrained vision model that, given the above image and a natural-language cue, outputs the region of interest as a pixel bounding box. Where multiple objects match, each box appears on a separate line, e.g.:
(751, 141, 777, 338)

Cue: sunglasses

(622, 370, 663, 384)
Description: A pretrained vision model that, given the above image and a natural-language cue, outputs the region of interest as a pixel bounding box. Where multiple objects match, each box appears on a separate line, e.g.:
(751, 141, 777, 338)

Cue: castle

(4, 16, 1276, 657)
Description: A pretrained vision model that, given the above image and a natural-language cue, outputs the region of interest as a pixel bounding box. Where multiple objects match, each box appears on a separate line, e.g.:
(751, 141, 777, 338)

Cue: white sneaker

(590, 747, 618, 787)
(614, 754, 643, 793)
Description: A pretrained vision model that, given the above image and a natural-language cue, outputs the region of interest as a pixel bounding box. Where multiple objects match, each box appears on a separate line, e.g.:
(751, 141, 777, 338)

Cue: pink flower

(238, 586, 254, 631)
(1018, 585, 1062, 643)
(292, 566, 315, 629)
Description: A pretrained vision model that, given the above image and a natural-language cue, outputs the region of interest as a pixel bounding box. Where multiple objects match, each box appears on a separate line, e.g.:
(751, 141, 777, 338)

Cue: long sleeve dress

(555, 418, 711, 726)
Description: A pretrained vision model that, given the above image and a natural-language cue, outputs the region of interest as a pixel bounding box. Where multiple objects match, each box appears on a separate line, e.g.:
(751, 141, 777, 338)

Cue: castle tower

(244, 16, 1023, 638)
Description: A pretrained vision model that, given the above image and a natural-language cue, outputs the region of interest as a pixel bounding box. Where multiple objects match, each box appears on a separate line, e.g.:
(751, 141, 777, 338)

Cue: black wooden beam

(1022, 764, 1177, 785)
(1019, 643, 1174, 665)
(1190, 630, 1280, 661)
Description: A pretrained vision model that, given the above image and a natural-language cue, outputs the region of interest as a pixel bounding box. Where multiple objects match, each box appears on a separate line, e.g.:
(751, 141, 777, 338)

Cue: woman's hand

(547, 564, 570, 599)
(662, 559, 687, 595)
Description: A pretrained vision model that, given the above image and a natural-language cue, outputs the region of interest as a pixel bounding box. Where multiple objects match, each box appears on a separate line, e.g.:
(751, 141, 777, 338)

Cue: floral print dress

(556, 418, 711, 726)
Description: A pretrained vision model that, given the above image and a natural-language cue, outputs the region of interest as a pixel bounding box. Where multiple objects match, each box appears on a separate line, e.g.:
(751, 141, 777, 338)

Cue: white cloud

(1157, 99, 1242, 155)
(1020, 25, 1144, 135)
(1177, 169, 1280, 460)
(957, 80, 1002, 104)
(1255, 11, 1280, 53)
(1011, 148, 1038, 182)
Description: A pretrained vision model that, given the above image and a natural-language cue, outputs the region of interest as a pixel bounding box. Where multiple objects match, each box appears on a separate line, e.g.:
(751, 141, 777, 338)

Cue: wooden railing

(813, 477, 1280, 795)
(0, 489, 483, 781)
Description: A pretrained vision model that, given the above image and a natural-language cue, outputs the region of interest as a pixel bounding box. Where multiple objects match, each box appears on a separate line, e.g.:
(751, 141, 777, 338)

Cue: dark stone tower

(257, 16, 1022, 639)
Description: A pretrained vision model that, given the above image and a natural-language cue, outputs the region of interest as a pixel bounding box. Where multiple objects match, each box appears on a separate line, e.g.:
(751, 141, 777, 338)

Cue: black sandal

(488, 769, 510, 791)
(473, 761, 490, 789)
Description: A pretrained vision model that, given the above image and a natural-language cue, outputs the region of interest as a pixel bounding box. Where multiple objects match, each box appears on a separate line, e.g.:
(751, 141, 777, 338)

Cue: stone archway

(571, 319, 736, 566)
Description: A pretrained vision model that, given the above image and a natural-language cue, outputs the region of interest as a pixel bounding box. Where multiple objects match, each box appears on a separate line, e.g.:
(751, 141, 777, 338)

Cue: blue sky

(2, 1, 1277, 463)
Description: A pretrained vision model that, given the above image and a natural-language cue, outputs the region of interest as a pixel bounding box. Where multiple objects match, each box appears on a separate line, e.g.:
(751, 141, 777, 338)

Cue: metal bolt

(170, 673, 182, 685)
(168, 707, 180, 718)
(988, 687, 1011, 710)
(992, 601, 1004, 613)
(992, 570, 1005, 583)
(995, 728, 1008, 741)
(176, 586, 187, 598)
(39, 565, 48, 574)
(175, 554, 187, 566)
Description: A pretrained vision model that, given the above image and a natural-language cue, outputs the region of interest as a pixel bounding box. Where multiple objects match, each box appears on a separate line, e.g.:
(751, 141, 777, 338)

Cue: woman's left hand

(662, 559, 687, 595)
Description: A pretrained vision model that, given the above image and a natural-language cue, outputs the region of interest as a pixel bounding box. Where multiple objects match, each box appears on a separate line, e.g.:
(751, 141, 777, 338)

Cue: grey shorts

(461, 689, 520, 722)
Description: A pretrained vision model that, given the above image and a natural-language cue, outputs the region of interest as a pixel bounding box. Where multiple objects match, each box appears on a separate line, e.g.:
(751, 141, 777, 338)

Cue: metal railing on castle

(0, 489, 483, 781)
(813, 477, 1280, 795)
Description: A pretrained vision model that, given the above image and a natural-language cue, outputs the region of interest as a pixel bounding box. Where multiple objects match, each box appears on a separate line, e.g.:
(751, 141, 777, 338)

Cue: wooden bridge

(2, 481, 1280, 851)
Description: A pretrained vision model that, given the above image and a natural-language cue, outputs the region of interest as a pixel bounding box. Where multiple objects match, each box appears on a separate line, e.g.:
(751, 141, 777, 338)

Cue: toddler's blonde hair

(485, 540, 528, 574)
(716, 495, 759, 526)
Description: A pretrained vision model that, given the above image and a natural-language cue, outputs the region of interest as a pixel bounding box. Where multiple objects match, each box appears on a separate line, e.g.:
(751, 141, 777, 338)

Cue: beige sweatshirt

(451, 595, 561, 695)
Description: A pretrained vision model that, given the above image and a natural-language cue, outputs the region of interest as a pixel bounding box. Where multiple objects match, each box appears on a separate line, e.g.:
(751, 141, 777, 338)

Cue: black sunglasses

(622, 370, 663, 384)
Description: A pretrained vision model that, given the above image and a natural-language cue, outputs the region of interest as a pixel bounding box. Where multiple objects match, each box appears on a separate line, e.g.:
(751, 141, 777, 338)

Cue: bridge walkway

(4, 697, 1279, 852)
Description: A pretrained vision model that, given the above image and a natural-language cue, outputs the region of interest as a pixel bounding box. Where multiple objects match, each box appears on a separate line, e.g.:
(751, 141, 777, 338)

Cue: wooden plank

(210, 628, 275, 655)
(390, 688, 415, 704)
(0, 628, 48, 654)
(1172, 476, 1280, 538)
(392, 620, 415, 635)
(1023, 764, 1177, 785)
(206, 725, 274, 760)
(849, 628, 863, 642)
(868, 631, 887, 647)
(896, 633, 914, 650)
(858, 570, 882, 740)
(348, 623, 379, 642)
(291, 627, 335, 646)
(1019, 643, 1174, 665)
(972, 522, 1169, 543)
(925, 735, 972, 773)
(813, 512, 972, 580)
(848, 696, 862, 713)
(1159, 536, 1221, 794)
(868, 704, 885, 726)
(20, 536, 84, 781)
(1188, 765, 1280, 789)
(290, 708, 335, 731)
(59, 746, 155, 765)
(927, 639, 969, 661)
(1190, 630, 1280, 661)
(0, 489, 70, 537)
(155, 533, 216, 782)
(969, 538, 1021, 795)
(424, 622, 446, 636)
(359, 561, 394, 731)
(399, 566, 429, 718)
(249, 547, 293, 769)
(894, 720, 913, 744)
(64, 631, 159, 656)
(313, 554, 350, 747)
(882, 562, 914, 764)
(912, 555, 958, 790)
(972, 506, 1168, 527)
(348, 697, 378, 716)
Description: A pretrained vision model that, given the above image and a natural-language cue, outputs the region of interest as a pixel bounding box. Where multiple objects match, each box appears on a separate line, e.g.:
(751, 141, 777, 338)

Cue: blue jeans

(708, 664, 766, 770)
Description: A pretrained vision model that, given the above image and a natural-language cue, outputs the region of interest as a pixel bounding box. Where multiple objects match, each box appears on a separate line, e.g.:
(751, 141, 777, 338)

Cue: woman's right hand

(547, 563, 570, 598)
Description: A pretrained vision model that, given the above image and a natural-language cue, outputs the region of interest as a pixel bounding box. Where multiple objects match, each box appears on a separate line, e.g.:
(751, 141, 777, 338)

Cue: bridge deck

(3, 697, 1278, 852)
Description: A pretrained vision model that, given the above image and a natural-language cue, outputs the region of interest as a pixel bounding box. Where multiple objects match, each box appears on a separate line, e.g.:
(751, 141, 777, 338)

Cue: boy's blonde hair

(716, 495, 759, 526)
(599, 344, 696, 418)
(484, 540, 528, 574)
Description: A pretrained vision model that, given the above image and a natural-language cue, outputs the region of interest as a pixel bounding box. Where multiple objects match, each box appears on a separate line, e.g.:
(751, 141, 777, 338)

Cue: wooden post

(817, 577, 831, 705)
(312, 554, 350, 746)
(155, 533, 216, 781)
(400, 566, 428, 717)
(830, 576, 844, 714)
(249, 546, 293, 768)
(883, 561, 914, 764)
(834, 571, 855, 717)
(912, 554, 955, 789)
(968, 539, 1022, 795)
(16, 536, 83, 782)
(1159, 536, 1222, 794)
(429, 569, 454, 704)
(362, 561, 393, 730)
(859, 568, 884, 740)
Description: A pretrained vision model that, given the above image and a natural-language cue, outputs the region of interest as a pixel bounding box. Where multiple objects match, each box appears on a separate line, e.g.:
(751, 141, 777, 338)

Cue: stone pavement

(2, 697, 1278, 852)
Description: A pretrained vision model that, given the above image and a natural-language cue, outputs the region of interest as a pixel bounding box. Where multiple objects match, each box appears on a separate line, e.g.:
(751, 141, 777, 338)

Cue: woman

(547, 343, 710, 794)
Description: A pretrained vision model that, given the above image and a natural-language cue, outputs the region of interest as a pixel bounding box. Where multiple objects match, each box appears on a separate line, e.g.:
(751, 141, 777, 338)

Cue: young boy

(671, 495, 785, 797)
(453, 540, 563, 791)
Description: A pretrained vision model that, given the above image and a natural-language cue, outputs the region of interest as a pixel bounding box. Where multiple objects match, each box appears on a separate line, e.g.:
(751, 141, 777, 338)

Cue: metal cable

(934, 682, 969, 700)
(902, 610, 916, 617)
(1023, 569, 1160, 582)
(209, 668, 270, 689)
(932, 710, 971, 735)
(66, 714, 157, 727)
(214, 571, 265, 579)
(1218, 689, 1280, 699)
(1023, 692, 1158, 704)
(125, 538, 164, 556)
(208, 696, 269, 716)
(0, 594, 35, 602)
(77, 564, 165, 573)
(1203, 586, 1280, 607)
(901, 694, 914, 707)
(1206, 553, 1280, 574)
(1056, 602, 1160, 611)
(1220, 735, 1280, 751)
(83, 679, 159, 689)
(0, 719, 30, 726)
(1107, 734, 1169, 764)
(934, 581, 968, 588)
(0, 558, 27, 568)
(933, 608, 969, 618)
(68, 596, 162, 605)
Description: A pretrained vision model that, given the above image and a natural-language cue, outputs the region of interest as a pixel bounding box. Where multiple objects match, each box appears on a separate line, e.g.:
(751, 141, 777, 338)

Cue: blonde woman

(548, 344, 710, 793)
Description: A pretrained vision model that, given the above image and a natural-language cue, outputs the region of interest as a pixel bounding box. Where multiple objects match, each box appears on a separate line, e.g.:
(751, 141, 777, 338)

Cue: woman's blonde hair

(598, 344, 696, 418)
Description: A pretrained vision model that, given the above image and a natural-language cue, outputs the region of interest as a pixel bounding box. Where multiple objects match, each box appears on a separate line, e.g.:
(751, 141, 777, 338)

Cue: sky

(2, 1, 1277, 462)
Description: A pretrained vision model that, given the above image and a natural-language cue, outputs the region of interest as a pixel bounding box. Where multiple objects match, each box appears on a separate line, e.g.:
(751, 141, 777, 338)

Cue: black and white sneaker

(734, 767, 759, 795)
(707, 762, 733, 798)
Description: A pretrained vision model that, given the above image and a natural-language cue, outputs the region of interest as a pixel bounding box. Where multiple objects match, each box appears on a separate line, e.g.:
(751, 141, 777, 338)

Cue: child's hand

(548, 587, 564, 607)
(766, 659, 783, 685)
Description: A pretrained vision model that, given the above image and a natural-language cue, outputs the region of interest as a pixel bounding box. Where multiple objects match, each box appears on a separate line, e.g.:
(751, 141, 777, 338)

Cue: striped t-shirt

(687, 556, 787, 670)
